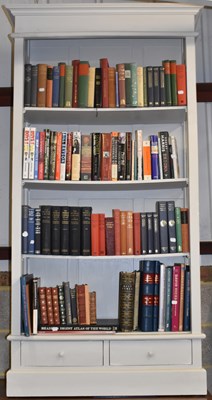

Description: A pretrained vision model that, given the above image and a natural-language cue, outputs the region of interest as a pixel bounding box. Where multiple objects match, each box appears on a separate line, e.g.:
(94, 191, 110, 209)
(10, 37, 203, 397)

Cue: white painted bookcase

(5, 3, 207, 397)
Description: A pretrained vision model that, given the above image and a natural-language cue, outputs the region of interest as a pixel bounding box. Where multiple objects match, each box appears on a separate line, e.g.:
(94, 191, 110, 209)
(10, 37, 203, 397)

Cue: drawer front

(21, 340, 103, 367)
(110, 340, 192, 366)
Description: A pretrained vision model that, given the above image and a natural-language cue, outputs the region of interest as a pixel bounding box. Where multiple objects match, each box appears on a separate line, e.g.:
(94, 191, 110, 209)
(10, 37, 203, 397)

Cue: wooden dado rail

(0, 85, 212, 257)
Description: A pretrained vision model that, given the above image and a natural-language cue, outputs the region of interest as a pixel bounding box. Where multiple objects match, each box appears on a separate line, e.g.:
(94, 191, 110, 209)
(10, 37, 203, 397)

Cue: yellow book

(137, 65, 144, 107)
(87, 66, 96, 108)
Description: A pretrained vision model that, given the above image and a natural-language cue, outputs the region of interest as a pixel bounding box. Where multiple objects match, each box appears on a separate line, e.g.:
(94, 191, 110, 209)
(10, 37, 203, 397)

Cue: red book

(38, 131, 45, 180)
(120, 211, 127, 255)
(171, 264, 181, 331)
(99, 213, 106, 256)
(38, 287, 48, 325)
(72, 59, 80, 107)
(76, 284, 90, 325)
(101, 133, 112, 180)
(51, 287, 60, 325)
(176, 64, 187, 106)
(91, 214, 100, 256)
(126, 211, 134, 255)
(65, 132, 73, 180)
(108, 67, 116, 108)
(55, 131, 62, 180)
(45, 287, 54, 325)
(105, 217, 115, 255)
(116, 63, 126, 107)
(113, 209, 121, 255)
(133, 212, 141, 255)
(100, 58, 109, 108)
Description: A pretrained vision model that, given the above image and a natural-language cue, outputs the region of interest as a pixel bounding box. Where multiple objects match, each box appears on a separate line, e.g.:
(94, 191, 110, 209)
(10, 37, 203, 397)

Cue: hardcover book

(157, 201, 169, 253)
(119, 271, 135, 332)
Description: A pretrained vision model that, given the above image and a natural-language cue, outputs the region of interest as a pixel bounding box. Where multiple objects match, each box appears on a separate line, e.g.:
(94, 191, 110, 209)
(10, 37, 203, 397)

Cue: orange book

(133, 212, 141, 255)
(120, 211, 127, 255)
(126, 211, 134, 255)
(55, 131, 62, 180)
(143, 139, 151, 180)
(176, 64, 187, 106)
(99, 213, 106, 256)
(91, 214, 100, 256)
(113, 209, 121, 255)
(181, 208, 189, 252)
(37, 64, 47, 107)
(46, 65, 53, 107)
(100, 58, 109, 108)
(108, 67, 116, 108)
(101, 133, 112, 181)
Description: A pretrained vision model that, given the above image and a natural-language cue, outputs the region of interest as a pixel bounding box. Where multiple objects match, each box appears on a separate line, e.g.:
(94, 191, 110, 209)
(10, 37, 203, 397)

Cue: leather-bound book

(80, 134, 92, 181)
(41, 205, 51, 255)
(81, 206, 92, 256)
(61, 206, 70, 255)
(51, 287, 60, 326)
(45, 287, 54, 325)
(116, 63, 126, 107)
(76, 284, 90, 325)
(63, 281, 72, 325)
(94, 67, 101, 108)
(89, 291, 97, 325)
(38, 287, 48, 326)
(99, 213, 106, 256)
(52, 65, 60, 107)
(92, 132, 102, 180)
(120, 211, 127, 255)
(37, 64, 47, 107)
(78, 61, 89, 108)
(100, 58, 109, 108)
(64, 65, 73, 108)
(24, 63, 32, 107)
(58, 62, 66, 107)
(91, 213, 100, 256)
(31, 64, 38, 107)
(46, 65, 53, 107)
(51, 206, 61, 255)
(133, 212, 141, 255)
(105, 217, 115, 256)
(126, 211, 134, 255)
(69, 206, 81, 256)
(72, 59, 80, 107)
(108, 67, 116, 108)
(57, 285, 66, 325)
(112, 209, 121, 256)
(101, 133, 112, 181)
(119, 271, 135, 332)
(139, 260, 155, 332)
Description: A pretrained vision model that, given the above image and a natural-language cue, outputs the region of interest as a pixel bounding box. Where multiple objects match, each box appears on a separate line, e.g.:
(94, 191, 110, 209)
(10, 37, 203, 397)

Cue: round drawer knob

(58, 351, 65, 358)
(147, 351, 154, 357)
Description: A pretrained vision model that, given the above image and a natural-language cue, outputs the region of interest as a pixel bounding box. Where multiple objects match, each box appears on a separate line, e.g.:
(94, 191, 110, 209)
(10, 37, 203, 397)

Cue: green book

(143, 67, 148, 107)
(162, 60, 172, 106)
(124, 62, 138, 107)
(170, 60, 178, 106)
(175, 206, 182, 252)
(64, 65, 73, 108)
(78, 61, 89, 108)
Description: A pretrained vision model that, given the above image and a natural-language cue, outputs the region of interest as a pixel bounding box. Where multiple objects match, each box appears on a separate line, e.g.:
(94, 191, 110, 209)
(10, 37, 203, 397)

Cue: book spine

(69, 207, 81, 256)
(176, 64, 187, 106)
(57, 285, 66, 325)
(167, 200, 177, 253)
(87, 66, 95, 108)
(61, 206, 70, 255)
(92, 132, 101, 180)
(158, 263, 166, 332)
(99, 213, 106, 256)
(139, 260, 155, 332)
(170, 135, 180, 179)
(71, 131, 81, 181)
(153, 260, 160, 332)
(64, 65, 73, 108)
(136, 129, 143, 181)
(51, 287, 60, 325)
(41, 205, 51, 255)
(137, 65, 144, 107)
(163, 60, 172, 106)
(105, 217, 115, 256)
(140, 212, 147, 255)
(70, 287, 78, 324)
(170, 60, 178, 106)
(91, 214, 100, 256)
(133, 212, 141, 255)
(34, 131, 40, 180)
(175, 206, 183, 252)
(119, 271, 135, 332)
(72, 59, 80, 108)
(146, 66, 154, 107)
(52, 66, 60, 107)
(181, 208, 190, 253)
(46, 65, 53, 108)
(100, 58, 109, 108)
(108, 67, 116, 108)
(126, 132, 132, 180)
(171, 264, 181, 331)
(117, 63, 126, 107)
(120, 211, 127, 255)
(51, 206, 61, 255)
(65, 132, 73, 180)
(81, 207, 92, 256)
(22, 205, 29, 254)
(49, 131, 57, 180)
(78, 61, 89, 108)
(58, 62, 66, 107)
(31, 65, 38, 107)
(28, 127, 36, 180)
(101, 133, 112, 181)
(38, 131, 45, 180)
(45, 287, 54, 325)
(111, 131, 119, 181)
(118, 132, 126, 180)
(24, 64, 32, 107)
(125, 63, 138, 107)
(165, 266, 173, 331)
(55, 131, 62, 180)
(133, 270, 141, 331)
(147, 212, 154, 254)
(38, 287, 48, 326)
(32, 277, 40, 334)
(159, 66, 165, 106)
(63, 281, 72, 325)
(150, 134, 159, 180)
(23, 127, 30, 179)
(159, 131, 171, 179)
(126, 211, 134, 255)
(153, 66, 160, 106)
(34, 207, 41, 255)
(94, 67, 101, 108)
(183, 265, 191, 331)
(157, 201, 169, 254)
(28, 207, 35, 254)
(44, 129, 50, 180)
(113, 209, 121, 256)
(153, 212, 160, 254)
(143, 139, 151, 180)
(60, 131, 67, 181)
(179, 264, 186, 331)
(37, 64, 47, 107)
(89, 291, 97, 325)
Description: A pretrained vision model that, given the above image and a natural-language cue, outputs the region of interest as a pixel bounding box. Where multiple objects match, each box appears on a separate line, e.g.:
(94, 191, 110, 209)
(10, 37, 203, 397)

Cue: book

(38, 130, 45, 180)
(111, 131, 119, 181)
(92, 132, 101, 181)
(37, 64, 47, 107)
(108, 67, 116, 108)
(61, 206, 70, 255)
(76, 283, 90, 325)
(78, 61, 89, 107)
(91, 214, 100, 256)
(100, 58, 109, 108)
(70, 207, 81, 256)
(153, 212, 160, 254)
(57, 284, 66, 325)
(24, 64, 32, 107)
(153, 66, 160, 107)
(137, 65, 144, 107)
(41, 205, 51, 255)
(146, 66, 154, 107)
(119, 271, 135, 332)
(116, 63, 126, 107)
(113, 209, 121, 256)
(32, 276, 40, 334)
(34, 130, 40, 180)
(101, 133, 112, 181)
(181, 208, 190, 253)
(158, 263, 166, 332)
(175, 206, 183, 252)
(49, 131, 57, 180)
(28, 127, 36, 180)
(124, 62, 138, 107)
(147, 212, 154, 254)
(99, 213, 106, 256)
(143, 139, 151, 180)
(44, 129, 51, 180)
(171, 264, 181, 331)
(65, 132, 73, 180)
(58, 62, 66, 107)
(55, 131, 62, 180)
(135, 129, 143, 181)
(179, 264, 186, 331)
(39, 319, 119, 332)
(176, 64, 187, 106)
(126, 132, 132, 180)
(158, 131, 171, 179)
(38, 287, 48, 326)
(165, 265, 173, 331)
(120, 211, 127, 255)
(87, 66, 95, 108)
(118, 132, 126, 180)
(34, 207, 41, 255)
(72, 59, 80, 107)
(139, 260, 155, 332)
(51, 206, 61, 255)
(52, 66, 60, 107)
(150, 135, 159, 180)
(70, 287, 78, 324)
(22, 205, 29, 254)
(126, 211, 134, 255)
(89, 291, 97, 325)
(81, 206, 92, 256)
(159, 66, 165, 106)
(105, 217, 115, 256)
(63, 281, 72, 325)
(157, 201, 168, 254)
(60, 132, 67, 181)
(51, 286, 60, 326)
(183, 265, 191, 331)
(133, 212, 141, 255)
(140, 212, 147, 255)
(22, 127, 30, 179)
(28, 207, 35, 254)
(31, 65, 38, 107)
(64, 65, 73, 107)
(45, 287, 54, 325)
(46, 65, 53, 108)
(162, 60, 172, 106)
(167, 200, 177, 253)
(153, 260, 160, 331)
(170, 60, 178, 106)
(94, 67, 101, 108)
(133, 270, 141, 331)
(20, 273, 34, 336)
(80, 134, 92, 181)
(71, 131, 81, 181)
(170, 135, 180, 179)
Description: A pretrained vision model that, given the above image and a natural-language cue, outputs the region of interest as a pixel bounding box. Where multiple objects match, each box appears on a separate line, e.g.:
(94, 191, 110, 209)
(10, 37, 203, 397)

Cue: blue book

(183, 265, 191, 331)
(20, 273, 34, 336)
(34, 131, 40, 180)
(52, 66, 60, 107)
(153, 260, 160, 331)
(150, 135, 159, 179)
(28, 207, 35, 254)
(140, 213, 147, 255)
(139, 260, 155, 332)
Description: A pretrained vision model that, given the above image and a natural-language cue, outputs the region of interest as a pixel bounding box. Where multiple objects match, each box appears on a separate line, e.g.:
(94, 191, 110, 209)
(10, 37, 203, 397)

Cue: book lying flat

(39, 319, 119, 332)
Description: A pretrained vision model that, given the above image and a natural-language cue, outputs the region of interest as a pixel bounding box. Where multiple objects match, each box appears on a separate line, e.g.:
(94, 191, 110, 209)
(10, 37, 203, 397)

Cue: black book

(22, 205, 29, 254)
(118, 132, 126, 180)
(51, 206, 61, 255)
(152, 212, 160, 254)
(92, 132, 101, 180)
(24, 64, 32, 107)
(61, 206, 70, 255)
(49, 131, 57, 180)
(146, 66, 154, 107)
(39, 319, 119, 332)
(153, 66, 160, 107)
(159, 131, 171, 179)
(63, 281, 72, 324)
(156, 201, 168, 253)
(94, 67, 101, 108)
(70, 287, 78, 324)
(70, 207, 81, 256)
(41, 205, 51, 255)
(81, 206, 92, 256)
(34, 207, 41, 255)
(31, 64, 38, 107)
(159, 66, 166, 106)
(126, 132, 132, 180)
(140, 212, 147, 255)
(57, 285, 66, 325)
(167, 200, 177, 253)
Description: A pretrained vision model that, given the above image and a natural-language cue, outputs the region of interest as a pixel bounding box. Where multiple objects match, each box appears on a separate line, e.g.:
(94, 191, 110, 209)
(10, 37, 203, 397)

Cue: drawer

(21, 340, 103, 367)
(110, 340, 192, 366)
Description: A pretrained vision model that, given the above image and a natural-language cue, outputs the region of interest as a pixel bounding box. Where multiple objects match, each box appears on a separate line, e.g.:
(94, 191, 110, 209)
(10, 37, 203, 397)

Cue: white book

(170, 135, 180, 179)
(87, 66, 96, 108)
(137, 65, 144, 107)
(22, 127, 30, 179)
(28, 127, 36, 180)
(135, 129, 143, 180)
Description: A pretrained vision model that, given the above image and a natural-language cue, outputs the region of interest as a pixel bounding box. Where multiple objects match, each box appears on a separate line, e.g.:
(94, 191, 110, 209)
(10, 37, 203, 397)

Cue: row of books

(119, 261, 191, 332)
(21, 274, 106, 336)
(21, 202, 189, 256)
(23, 128, 180, 181)
(24, 59, 186, 109)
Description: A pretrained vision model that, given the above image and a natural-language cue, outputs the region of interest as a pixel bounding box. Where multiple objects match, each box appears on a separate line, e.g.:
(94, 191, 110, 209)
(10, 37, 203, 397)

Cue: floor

(0, 381, 211, 400)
